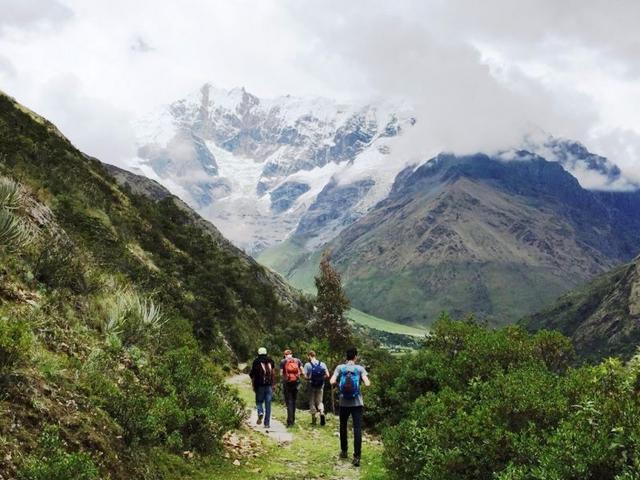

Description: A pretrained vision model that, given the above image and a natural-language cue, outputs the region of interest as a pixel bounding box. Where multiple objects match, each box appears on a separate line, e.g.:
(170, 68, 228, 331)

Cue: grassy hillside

(523, 257, 640, 361)
(0, 92, 311, 478)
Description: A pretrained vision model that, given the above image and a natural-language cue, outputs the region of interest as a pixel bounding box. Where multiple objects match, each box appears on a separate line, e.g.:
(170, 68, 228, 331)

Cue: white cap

(258, 347, 267, 355)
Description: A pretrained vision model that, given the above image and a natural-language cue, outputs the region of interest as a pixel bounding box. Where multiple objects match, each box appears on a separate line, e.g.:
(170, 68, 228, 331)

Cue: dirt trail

(226, 372, 293, 444)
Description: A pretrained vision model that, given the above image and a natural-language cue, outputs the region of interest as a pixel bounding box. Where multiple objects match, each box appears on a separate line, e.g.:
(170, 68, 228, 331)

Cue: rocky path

(226, 372, 293, 444)
(215, 367, 386, 479)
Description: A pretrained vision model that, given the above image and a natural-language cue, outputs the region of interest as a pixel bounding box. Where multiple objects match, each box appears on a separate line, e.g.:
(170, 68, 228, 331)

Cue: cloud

(130, 36, 154, 53)
(0, 0, 73, 36)
(0, 55, 16, 78)
(35, 74, 136, 165)
(0, 0, 638, 185)
(284, 1, 639, 185)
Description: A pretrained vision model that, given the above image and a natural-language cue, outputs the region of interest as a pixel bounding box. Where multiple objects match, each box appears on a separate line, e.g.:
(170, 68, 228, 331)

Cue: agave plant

(0, 177, 22, 211)
(103, 289, 166, 346)
(0, 176, 33, 250)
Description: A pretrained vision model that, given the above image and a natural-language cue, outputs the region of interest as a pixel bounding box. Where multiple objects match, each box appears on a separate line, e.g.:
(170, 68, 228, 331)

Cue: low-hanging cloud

(0, 0, 73, 36)
(0, 0, 638, 186)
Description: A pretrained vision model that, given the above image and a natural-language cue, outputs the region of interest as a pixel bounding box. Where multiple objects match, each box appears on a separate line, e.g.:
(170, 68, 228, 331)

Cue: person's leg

(284, 383, 295, 426)
(255, 386, 265, 424)
(339, 406, 350, 456)
(309, 388, 319, 424)
(318, 387, 326, 426)
(264, 386, 273, 427)
(352, 406, 363, 462)
(290, 383, 298, 425)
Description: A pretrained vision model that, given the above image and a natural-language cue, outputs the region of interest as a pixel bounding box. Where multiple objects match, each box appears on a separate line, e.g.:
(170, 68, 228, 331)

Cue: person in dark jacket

(249, 347, 275, 429)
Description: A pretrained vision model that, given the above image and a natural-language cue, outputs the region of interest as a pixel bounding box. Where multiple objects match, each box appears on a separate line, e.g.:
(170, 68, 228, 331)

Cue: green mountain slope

(0, 92, 311, 478)
(522, 256, 640, 361)
(262, 153, 640, 327)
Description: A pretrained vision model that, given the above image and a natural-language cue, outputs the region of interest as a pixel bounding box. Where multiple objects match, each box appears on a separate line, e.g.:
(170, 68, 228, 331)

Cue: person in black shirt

(249, 347, 275, 429)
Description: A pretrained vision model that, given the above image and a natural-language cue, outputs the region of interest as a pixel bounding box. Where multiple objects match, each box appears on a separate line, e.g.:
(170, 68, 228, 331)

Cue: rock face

(130, 83, 414, 253)
(263, 152, 640, 327)
(523, 256, 640, 361)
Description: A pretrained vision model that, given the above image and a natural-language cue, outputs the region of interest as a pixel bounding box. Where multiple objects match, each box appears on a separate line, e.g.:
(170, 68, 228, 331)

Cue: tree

(314, 251, 352, 354)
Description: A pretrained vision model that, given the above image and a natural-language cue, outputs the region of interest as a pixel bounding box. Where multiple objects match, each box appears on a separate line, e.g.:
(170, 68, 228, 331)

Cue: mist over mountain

(128, 84, 636, 258)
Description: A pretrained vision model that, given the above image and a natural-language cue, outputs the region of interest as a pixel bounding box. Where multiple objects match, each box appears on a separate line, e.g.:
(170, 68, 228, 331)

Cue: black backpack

(258, 360, 273, 385)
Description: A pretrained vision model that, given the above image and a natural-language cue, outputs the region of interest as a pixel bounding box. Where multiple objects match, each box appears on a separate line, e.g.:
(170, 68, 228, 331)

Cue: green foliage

(32, 241, 92, 293)
(314, 250, 352, 354)
(17, 426, 99, 480)
(379, 320, 640, 479)
(0, 316, 31, 371)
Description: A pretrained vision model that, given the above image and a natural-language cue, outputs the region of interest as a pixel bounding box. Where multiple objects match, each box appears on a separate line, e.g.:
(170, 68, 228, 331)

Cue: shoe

(264, 424, 270, 430)
(257, 414, 263, 425)
(320, 414, 326, 426)
(311, 417, 317, 426)
(340, 451, 348, 459)
(352, 456, 361, 467)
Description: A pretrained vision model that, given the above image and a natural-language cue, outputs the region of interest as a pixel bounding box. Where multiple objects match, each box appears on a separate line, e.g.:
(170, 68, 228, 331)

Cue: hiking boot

(264, 424, 270, 430)
(339, 451, 348, 459)
(257, 414, 263, 425)
(352, 456, 361, 467)
(311, 416, 317, 426)
(320, 414, 326, 426)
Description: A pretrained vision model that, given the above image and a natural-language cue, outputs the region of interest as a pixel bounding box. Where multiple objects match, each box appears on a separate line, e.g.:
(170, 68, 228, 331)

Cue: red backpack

(284, 358, 300, 383)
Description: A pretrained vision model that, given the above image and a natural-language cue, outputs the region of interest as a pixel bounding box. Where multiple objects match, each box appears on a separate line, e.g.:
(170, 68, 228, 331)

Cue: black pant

(283, 382, 298, 425)
(339, 405, 363, 458)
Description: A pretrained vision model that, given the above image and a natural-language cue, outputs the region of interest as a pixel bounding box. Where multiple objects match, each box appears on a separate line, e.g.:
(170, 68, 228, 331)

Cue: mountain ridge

(262, 152, 640, 326)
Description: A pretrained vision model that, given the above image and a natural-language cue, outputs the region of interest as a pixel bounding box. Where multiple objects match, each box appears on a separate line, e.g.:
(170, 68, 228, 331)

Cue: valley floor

(162, 372, 388, 480)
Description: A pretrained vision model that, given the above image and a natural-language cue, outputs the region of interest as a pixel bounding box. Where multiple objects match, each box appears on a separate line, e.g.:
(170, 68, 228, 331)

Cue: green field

(347, 308, 426, 337)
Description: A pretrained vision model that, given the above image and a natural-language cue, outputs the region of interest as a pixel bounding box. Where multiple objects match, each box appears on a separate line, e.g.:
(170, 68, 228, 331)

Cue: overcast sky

(1, 0, 639, 183)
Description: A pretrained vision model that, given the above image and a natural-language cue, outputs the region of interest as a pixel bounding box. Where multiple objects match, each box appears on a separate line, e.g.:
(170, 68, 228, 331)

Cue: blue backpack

(339, 366, 361, 399)
(310, 362, 326, 388)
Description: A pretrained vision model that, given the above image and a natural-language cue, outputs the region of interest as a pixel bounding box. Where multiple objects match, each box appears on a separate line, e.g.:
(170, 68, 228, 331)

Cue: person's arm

(270, 360, 276, 387)
(298, 359, 304, 377)
(330, 366, 340, 386)
(303, 363, 310, 380)
(361, 368, 371, 387)
(323, 363, 330, 379)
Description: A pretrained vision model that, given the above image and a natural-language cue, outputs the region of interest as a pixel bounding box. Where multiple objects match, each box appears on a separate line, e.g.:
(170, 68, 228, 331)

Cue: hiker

(330, 347, 371, 467)
(249, 347, 275, 429)
(303, 350, 329, 426)
(280, 349, 304, 427)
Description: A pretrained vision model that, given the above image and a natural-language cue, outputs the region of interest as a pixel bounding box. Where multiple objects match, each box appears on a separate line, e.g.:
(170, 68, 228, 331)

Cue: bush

(381, 321, 640, 479)
(0, 316, 31, 371)
(95, 345, 245, 453)
(17, 426, 99, 480)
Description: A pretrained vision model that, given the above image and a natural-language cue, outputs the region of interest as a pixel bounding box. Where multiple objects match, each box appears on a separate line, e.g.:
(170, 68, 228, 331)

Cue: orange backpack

(284, 358, 300, 383)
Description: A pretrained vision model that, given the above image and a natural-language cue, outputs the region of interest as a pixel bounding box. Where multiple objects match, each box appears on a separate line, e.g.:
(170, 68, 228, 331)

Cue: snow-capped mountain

(128, 83, 416, 253)
(128, 83, 635, 257)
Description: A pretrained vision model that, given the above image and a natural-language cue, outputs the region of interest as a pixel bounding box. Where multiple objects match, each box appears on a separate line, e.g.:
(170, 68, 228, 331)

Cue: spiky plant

(102, 289, 165, 347)
(0, 176, 33, 250)
(0, 177, 22, 210)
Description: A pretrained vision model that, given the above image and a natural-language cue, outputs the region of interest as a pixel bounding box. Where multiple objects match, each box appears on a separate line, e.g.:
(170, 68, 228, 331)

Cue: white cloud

(0, 0, 638, 184)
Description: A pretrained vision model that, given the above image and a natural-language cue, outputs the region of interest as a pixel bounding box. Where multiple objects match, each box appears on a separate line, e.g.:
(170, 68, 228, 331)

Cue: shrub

(17, 426, 99, 480)
(103, 289, 165, 347)
(381, 321, 640, 479)
(0, 316, 31, 371)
